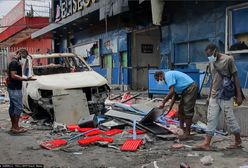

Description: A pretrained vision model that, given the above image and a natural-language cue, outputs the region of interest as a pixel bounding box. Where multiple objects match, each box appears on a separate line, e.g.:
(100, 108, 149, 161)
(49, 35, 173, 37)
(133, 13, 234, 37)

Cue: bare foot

(227, 141, 242, 149)
(192, 144, 210, 151)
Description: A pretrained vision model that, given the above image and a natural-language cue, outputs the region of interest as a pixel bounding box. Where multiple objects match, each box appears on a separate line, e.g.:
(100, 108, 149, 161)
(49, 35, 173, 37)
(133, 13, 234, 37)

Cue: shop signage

(141, 44, 153, 53)
(56, 0, 96, 20)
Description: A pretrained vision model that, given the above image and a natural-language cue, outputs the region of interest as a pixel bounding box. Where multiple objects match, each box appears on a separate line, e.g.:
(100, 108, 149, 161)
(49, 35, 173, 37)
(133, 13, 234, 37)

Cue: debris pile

(36, 93, 187, 152)
(20, 92, 229, 155)
(200, 155, 214, 166)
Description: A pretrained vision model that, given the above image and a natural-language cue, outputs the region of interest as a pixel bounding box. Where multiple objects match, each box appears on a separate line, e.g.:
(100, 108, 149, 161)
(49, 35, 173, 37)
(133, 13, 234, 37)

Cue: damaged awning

(32, 0, 129, 39)
(99, 0, 129, 20)
(151, 0, 165, 25)
(0, 17, 49, 47)
(32, 2, 100, 39)
(0, 28, 39, 47)
(32, 0, 164, 39)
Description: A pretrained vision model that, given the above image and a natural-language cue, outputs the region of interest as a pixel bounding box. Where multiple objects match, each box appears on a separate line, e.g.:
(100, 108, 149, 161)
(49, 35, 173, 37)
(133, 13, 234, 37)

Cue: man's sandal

(10, 128, 27, 134)
(226, 144, 242, 149)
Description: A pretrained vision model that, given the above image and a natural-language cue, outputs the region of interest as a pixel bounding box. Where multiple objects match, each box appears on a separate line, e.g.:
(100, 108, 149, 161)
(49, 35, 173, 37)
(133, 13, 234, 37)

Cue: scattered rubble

(1, 91, 248, 167)
(180, 162, 190, 168)
(240, 165, 248, 168)
(187, 152, 200, 157)
(200, 155, 214, 166)
(17, 93, 233, 154)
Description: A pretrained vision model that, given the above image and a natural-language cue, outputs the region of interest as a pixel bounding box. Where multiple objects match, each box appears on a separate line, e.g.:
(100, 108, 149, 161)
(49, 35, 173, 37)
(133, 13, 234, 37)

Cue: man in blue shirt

(154, 70, 198, 139)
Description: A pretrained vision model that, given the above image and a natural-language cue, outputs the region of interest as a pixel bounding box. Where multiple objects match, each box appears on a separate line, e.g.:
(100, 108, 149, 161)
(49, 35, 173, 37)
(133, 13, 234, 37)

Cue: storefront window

(71, 41, 100, 66)
(226, 3, 248, 54)
(120, 51, 128, 67)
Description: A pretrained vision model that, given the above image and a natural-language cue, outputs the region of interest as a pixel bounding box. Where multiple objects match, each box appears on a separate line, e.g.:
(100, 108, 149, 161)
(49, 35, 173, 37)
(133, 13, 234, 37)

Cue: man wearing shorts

(154, 70, 198, 139)
(7, 49, 32, 133)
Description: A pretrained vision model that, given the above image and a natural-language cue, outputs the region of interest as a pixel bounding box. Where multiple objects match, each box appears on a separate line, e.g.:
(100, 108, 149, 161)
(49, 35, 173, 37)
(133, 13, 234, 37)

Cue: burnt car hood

(31, 71, 108, 89)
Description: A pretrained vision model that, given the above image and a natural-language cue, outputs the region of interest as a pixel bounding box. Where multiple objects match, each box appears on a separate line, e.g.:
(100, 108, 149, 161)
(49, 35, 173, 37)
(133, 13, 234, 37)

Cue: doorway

(131, 27, 161, 90)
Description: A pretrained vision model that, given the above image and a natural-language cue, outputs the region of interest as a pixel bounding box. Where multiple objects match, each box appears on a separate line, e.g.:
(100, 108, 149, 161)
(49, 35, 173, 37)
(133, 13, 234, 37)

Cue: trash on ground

(180, 162, 190, 168)
(41, 139, 68, 150)
(73, 152, 83, 155)
(78, 136, 113, 146)
(103, 129, 123, 136)
(23, 95, 227, 154)
(165, 108, 177, 118)
(187, 152, 200, 157)
(41, 128, 99, 150)
(120, 139, 143, 152)
(153, 161, 159, 168)
(127, 129, 146, 135)
(200, 155, 214, 166)
(240, 165, 248, 168)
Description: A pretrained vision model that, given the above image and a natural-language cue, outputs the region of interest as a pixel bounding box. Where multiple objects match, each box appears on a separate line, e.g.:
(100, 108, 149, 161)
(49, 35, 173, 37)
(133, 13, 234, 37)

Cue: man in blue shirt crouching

(154, 70, 198, 139)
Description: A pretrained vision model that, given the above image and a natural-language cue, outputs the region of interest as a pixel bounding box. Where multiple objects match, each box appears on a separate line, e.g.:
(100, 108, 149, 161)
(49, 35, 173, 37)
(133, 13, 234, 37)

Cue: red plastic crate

(127, 129, 145, 135)
(84, 129, 105, 136)
(66, 124, 79, 131)
(101, 137, 114, 143)
(78, 136, 114, 146)
(120, 139, 143, 151)
(78, 136, 102, 146)
(104, 129, 123, 136)
(40, 139, 67, 150)
(166, 119, 177, 124)
(77, 127, 94, 132)
(165, 109, 177, 118)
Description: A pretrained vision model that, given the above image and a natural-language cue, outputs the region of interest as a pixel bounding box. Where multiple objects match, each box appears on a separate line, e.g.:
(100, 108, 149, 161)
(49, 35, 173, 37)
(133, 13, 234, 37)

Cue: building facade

(0, 0, 52, 79)
(32, 0, 248, 92)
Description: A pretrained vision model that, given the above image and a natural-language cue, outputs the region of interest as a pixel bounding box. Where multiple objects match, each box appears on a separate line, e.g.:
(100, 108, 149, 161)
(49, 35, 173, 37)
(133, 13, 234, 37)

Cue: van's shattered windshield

(30, 56, 90, 76)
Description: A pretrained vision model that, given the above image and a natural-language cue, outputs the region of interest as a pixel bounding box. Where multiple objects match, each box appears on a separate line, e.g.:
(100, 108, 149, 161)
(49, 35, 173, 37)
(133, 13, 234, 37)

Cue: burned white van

(22, 53, 109, 124)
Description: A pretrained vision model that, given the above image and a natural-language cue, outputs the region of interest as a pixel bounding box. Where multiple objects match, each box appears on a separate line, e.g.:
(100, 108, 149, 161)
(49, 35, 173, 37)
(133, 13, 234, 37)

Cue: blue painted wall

(58, 28, 129, 85)
(160, 1, 248, 88)
(55, 1, 248, 89)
